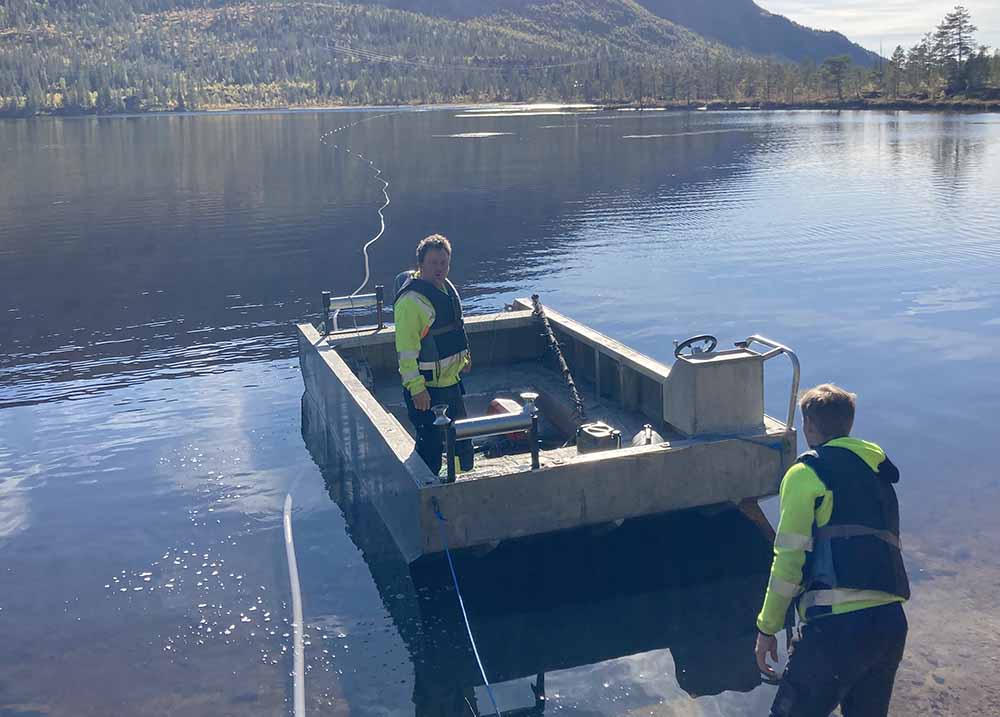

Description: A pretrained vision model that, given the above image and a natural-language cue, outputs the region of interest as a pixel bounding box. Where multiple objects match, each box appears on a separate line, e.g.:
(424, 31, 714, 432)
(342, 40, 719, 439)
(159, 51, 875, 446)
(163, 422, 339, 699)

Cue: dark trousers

(404, 383, 474, 476)
(771, 601, 907, 717)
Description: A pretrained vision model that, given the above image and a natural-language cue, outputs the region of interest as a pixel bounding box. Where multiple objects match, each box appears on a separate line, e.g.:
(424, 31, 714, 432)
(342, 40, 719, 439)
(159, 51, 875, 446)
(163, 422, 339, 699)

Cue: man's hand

(755, 632, 779, 679)
(462, 356, 472, 374)
(413, 388, 431, 411)
(413, 389, 431, 411)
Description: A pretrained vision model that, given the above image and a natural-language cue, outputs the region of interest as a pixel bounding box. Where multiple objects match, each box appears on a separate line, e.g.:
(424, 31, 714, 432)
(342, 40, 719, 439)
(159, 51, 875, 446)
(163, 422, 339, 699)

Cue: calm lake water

(2, 108, 999, 716)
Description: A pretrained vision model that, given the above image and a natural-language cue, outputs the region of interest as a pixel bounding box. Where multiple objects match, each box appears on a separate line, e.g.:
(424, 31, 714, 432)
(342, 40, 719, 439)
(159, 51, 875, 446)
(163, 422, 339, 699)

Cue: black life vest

(394, 273, 468, 382)
(798, 444, 910, 619)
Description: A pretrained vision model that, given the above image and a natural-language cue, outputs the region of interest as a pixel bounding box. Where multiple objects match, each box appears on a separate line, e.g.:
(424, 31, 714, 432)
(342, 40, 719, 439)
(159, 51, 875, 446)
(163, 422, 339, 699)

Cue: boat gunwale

(298, 320, 435, 486)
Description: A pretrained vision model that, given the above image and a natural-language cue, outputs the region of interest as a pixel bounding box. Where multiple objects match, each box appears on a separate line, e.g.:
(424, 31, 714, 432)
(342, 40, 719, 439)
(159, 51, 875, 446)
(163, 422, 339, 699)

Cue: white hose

(281, 112, 396, 715)
(283, 493, 306, 717)
(320, 115, 394, 333)
(332, 160, 390, 332)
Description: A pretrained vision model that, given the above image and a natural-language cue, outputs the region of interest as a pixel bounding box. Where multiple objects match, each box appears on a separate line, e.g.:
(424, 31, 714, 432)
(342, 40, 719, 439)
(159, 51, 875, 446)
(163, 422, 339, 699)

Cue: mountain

(1, 0, 881, 115)
(635, 0, 879, 65)
(361, 0, 879, 65)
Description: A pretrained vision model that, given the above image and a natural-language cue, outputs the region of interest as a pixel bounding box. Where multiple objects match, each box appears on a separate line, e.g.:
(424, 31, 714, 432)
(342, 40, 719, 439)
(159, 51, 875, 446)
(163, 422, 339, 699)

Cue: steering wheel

(674, 334, 718, 358)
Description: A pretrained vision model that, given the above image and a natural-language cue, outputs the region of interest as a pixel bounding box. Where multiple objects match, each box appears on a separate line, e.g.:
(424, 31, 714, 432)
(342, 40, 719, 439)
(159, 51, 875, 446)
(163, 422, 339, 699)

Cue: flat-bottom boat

(297, 294, 798, 563)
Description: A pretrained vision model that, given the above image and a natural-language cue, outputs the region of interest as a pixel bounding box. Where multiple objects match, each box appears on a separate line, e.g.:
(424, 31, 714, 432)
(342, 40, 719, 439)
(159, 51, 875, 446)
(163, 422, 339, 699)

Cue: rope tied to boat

(431, 498, 503, 717)
(531, 295, 586, 426)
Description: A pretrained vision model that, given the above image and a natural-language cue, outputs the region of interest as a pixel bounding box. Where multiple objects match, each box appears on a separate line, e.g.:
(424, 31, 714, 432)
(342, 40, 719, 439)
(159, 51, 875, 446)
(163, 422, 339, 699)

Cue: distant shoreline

(4, 96, 998, 120)
(634, 97, 1000, 113)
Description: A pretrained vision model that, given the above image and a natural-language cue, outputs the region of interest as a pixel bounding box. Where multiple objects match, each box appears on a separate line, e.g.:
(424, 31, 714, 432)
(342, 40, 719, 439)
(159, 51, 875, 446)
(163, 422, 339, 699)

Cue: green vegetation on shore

(1, 1, 997, 116)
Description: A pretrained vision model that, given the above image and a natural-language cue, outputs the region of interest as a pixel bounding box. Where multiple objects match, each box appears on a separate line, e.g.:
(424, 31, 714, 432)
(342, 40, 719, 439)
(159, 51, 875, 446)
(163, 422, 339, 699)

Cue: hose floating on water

(319, 113, 396, 331)
(283, 493, 306, 717)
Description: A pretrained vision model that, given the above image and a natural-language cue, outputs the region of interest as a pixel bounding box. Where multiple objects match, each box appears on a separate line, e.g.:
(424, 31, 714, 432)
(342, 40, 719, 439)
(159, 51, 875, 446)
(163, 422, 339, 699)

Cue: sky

(761, 0, 1000, 55)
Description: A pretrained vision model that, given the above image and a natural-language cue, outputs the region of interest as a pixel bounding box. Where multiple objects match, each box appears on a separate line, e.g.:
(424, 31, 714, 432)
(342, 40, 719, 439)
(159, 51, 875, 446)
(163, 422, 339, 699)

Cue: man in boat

(394, 234, 473, 477)
(755, 384, 909, 717)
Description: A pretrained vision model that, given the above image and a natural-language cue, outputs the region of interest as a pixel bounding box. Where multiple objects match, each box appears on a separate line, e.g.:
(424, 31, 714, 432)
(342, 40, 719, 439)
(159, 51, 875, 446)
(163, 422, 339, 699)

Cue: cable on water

(432, 498, 503, 717)
(319, 113, 396, 332)
(278, 112, 399, 717)
(283, 490, 307, 717)
(314, 112, 505, 716)
(333, 163, 389, 332)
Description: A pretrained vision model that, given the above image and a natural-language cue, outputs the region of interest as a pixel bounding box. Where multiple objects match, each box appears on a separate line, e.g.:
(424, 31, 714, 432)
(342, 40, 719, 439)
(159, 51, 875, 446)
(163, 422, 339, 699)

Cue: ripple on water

(3, 110, 1000, 716)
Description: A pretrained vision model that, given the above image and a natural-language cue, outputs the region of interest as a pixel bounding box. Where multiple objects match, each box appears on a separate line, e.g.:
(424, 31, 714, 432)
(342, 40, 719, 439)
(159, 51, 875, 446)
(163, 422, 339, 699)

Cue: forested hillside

(0, 0, 725, 114)
(1, 0, 997, 115)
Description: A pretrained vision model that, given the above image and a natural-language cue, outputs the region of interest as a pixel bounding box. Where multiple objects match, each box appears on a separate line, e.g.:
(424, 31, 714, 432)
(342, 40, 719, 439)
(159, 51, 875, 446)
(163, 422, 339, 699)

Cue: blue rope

(432, 498, 502, 717)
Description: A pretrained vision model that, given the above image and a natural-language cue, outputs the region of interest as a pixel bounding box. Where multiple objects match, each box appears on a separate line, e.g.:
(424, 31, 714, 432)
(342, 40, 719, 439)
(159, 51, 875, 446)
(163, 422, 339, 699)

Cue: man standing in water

(756, 384, 909, 716)
(394, 234, 473, 477)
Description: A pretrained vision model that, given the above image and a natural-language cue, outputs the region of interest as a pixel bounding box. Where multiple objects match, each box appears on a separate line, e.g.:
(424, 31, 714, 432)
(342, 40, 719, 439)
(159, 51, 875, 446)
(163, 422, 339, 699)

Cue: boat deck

(373, 359, 686, 480)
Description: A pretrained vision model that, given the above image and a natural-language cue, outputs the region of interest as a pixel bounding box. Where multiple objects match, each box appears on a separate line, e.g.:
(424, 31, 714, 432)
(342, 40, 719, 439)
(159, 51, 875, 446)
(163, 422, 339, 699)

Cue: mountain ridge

(0, 0, 881, 114)
(636, 0, 878, 65)
(357, 0, 879, 65)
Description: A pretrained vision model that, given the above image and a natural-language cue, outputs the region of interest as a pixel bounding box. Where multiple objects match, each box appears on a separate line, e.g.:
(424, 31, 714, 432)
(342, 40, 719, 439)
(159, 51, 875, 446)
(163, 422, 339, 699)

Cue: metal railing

(321, 286, 385, 334)
(738, 335, 801, 431)
(434, 392, 541, 483)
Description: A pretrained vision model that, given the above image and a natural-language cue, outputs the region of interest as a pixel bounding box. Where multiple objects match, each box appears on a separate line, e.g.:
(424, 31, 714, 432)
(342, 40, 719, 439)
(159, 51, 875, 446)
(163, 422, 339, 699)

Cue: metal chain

(531, 294, 586, 426)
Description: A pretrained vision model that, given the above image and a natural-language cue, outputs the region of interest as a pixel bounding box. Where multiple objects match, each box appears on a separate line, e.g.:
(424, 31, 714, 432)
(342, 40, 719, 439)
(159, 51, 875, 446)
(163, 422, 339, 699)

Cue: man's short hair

(417, 234, 451, 264)
(800, 384, 856, 439)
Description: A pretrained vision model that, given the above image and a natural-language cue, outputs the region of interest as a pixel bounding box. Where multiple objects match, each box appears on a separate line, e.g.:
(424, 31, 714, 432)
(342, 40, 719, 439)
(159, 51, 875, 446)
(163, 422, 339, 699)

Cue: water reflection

(301, 393, 773, 715)
(3, 111, 998, 411)
(928, 128, 985, 188)
(0, 110, 770, 407)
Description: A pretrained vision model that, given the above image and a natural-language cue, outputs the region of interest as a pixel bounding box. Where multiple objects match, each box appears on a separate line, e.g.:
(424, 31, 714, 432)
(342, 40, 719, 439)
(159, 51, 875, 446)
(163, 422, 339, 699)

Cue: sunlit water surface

(2, 108, 999, 716)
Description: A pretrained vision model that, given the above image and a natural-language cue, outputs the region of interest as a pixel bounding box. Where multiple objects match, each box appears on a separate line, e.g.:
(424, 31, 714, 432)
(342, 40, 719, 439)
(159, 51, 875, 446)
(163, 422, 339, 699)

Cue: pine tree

(97, 85, 114, 113)
(821, 56, 851, 100)
(962, 46, 991, 91)
(905, 35, 934, 94)
(25, 75, 45, 115)
(934, 5, 977, 91)
(888, 45, 906, 97)
(73, 76, 92, 111)
(934, 6, 977, 67)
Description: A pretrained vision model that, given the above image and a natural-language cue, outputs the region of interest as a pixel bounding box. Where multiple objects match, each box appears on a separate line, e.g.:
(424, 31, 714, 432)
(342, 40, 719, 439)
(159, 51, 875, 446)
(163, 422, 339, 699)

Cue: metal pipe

(431, 404, 455, 483)
(326, 292, 380, 310)
(522, 392, 540, 470)
(375, 284, 385, 329)
(742, 335, 801, 430)
(321, 291, 331, 334)
(446, 426, 457, 483)
(453, 412, 533, 441)
(453, 391, 540, 443)
(530, 412, 540, 470)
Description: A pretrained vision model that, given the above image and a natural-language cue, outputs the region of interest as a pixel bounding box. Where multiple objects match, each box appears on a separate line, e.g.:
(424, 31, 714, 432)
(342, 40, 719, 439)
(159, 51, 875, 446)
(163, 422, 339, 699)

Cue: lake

(2, 107, 999, 716)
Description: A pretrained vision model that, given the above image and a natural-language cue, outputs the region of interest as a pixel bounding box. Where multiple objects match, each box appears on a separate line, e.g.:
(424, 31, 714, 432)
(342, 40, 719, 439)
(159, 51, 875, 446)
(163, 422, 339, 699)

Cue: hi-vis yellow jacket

(756, 437, 906, 636)
(394, 273, 470, 396)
